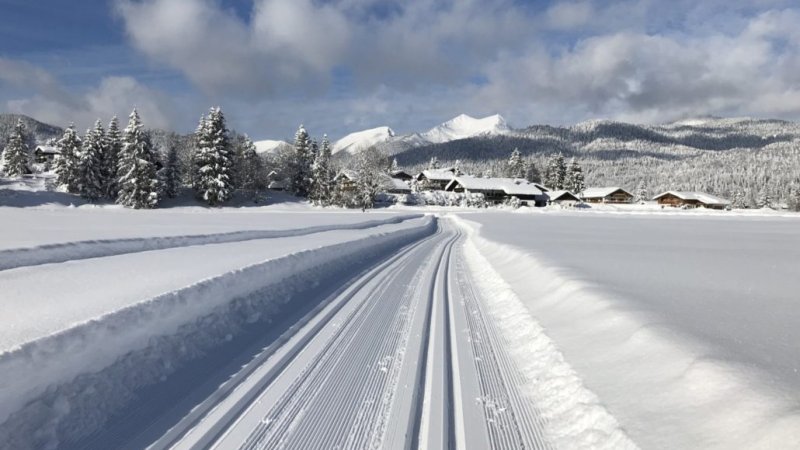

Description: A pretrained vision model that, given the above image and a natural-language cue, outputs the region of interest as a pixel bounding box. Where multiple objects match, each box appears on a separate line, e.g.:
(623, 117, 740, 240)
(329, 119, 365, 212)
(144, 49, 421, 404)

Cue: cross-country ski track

(0, 215, 563, 449)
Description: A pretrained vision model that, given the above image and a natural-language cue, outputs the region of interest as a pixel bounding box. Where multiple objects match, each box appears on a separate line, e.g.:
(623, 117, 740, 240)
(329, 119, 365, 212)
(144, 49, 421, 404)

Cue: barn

(652, 191, 731, 210)
(580, 187, 634, 204)
(389, 170, 413, 181)
(33, 145, 59, 163)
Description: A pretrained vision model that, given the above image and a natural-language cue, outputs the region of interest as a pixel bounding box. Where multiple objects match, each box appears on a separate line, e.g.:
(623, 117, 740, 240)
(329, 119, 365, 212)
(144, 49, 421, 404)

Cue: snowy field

(2, 202, 799, 449)
(458, 211, 800, 449)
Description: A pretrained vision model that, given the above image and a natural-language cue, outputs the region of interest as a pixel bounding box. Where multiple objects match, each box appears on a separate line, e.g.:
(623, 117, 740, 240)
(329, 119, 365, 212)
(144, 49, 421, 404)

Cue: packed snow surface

(461, 211, 800, 449)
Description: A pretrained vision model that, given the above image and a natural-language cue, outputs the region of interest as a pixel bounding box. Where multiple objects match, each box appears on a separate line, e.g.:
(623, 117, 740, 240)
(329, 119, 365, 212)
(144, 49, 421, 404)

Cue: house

(389, 170, 413, 181)
(267, 170, 285, 191)
(415, 168, 456, 190)
(652, 191, 731, 210)
(334, 171, 411, 194)
(444, 176, 547, 206)
(546, 190, 581, 205)
(580, 187, 634, 204)
(33, 145, 59, 163)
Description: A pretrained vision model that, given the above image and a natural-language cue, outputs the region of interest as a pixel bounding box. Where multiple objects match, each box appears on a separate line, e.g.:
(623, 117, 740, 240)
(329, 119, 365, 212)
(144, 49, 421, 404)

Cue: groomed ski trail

(159, 219, 551, 450)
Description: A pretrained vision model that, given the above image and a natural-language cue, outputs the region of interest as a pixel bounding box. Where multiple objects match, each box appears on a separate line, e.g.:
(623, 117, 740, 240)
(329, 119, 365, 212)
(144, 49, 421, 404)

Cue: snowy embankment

(455, 213, 800, 449)
(0, 216, 436, 449)
(0, 213, 423, 271)
(452, 215, 635, 449)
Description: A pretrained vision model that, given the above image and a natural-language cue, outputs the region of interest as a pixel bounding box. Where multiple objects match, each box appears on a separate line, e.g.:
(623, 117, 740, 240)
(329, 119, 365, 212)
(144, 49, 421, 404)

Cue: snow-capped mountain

(332, 126, 395, 154)
(253, 139, 292, 155)
(420, 114, 510, 143)
(331, 114, 510, 156)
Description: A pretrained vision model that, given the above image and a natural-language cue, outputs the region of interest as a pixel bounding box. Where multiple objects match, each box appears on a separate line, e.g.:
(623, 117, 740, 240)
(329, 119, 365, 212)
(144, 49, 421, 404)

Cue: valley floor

(0, 204, 798, 449)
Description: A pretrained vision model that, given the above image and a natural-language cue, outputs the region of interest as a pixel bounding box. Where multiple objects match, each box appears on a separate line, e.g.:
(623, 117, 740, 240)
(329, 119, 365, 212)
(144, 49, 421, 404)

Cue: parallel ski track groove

(234, 228, 447, 450)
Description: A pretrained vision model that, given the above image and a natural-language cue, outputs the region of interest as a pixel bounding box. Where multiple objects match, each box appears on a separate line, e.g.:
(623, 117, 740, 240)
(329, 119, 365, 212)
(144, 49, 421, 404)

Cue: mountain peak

(422, 113, 509, 143)
(333, 126, 396, 154)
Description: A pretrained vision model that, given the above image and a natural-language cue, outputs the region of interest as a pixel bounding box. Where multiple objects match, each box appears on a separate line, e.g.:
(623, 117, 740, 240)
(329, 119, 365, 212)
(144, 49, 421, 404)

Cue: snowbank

(0, 216, 436, 449)
(454, 215, 800, 449)
(452, 215, 635, 449)
(0, 213, 423, 271)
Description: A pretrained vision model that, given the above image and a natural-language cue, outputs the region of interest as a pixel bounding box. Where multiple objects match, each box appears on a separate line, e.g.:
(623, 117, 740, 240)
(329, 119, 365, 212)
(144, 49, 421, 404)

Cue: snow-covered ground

(458, 211, 800, 448)
(2, 196, 799, 449)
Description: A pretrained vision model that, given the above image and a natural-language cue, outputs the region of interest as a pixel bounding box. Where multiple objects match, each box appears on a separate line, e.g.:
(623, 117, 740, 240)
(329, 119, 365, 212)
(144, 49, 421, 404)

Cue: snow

(449, 175, 544, 196)
(421, 113, 510, 144)
(457, 211, 800, 449)
(332, 126, 395, 154)
(653, 190, 731, 206)
(0, 215, 436, 446)
(253, 139, 290, 155)
(580, 186, 631, 198)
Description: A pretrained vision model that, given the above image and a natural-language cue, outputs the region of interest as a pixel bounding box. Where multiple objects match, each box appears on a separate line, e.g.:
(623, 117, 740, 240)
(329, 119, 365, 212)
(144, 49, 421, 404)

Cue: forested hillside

(392, 118, 800, 207)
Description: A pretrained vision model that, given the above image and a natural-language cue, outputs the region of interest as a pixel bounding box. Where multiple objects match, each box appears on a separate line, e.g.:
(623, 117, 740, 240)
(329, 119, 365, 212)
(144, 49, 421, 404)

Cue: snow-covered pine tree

(290, 124, 313, 197)
(390, 158, 399, 172)
(507, 148, 525, 178)
(636, 181, 648, 204)
(757, 190, 773, 209)
(237, 134, 264, 201)
(565, 158, 585, 193)
(55, 124, 82, 192)
(104, 116, 122, 199)
(311, 134, 333, 205)
(2, 118, 30, 177)
(117, 109, 160, 209)
(731, 190, 746, 209)
(162, 143, 181, 199)
(428, 156, 440, 170)
(194, 107, 234, 206)
(354, 146, 389, 211)
(78, 120, 107, 201)
(790, 185, 800, 212)
(544, 154, 566, 189)
(524, 161, 541, 183)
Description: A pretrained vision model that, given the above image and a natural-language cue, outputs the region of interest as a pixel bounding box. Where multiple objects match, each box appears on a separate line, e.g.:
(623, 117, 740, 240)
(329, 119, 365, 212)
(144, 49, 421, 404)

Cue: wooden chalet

(389, 170, 413, 181)
(33, 145, 59, 163)
(415, 168, 456, 190)
(580, 187, 634, 204)
(334, 171, 411, 194)
(652, 191, 730, 210)
(445, 176, 547, 206)
(546, 190, 581, 205)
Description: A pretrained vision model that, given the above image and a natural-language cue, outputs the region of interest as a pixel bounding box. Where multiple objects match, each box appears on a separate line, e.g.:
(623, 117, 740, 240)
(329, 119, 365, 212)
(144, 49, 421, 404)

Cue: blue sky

(1, 0, 800, 141)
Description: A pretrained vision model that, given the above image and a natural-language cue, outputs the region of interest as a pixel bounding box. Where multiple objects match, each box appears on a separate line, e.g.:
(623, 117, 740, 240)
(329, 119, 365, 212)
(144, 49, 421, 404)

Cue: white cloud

(2, 58, 176, 131)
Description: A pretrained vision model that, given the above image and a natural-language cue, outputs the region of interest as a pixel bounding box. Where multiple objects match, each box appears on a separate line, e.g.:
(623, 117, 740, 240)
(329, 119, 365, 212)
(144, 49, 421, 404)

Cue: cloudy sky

(1, 0, 800, 140)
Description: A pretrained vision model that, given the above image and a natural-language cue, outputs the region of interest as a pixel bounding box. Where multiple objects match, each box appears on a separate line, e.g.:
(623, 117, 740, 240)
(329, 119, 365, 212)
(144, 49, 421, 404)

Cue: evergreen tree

(757, 190, 773, 209)
(428, 156, 440, 170)
(290, 124, 313, 197)
(565, 158, 585, 193)
(524, 161, 541, 183)
(55, 124, 82, 192)
(311, 134, 333, 205)
(354, 146, 388, 211)
(790, 185, 800, 212)
(237, 134, 264, 201)
(78, 120, 107, 201)
(162, 143, 181, 199)
(506, 148, 525, 178)
(2, 118, 30, 177)
(390, 158, 399, 172)
(105, 116, 123, 199)
(636, 181, 648, 203)
(544, 153, 566, 189)
(117, 109, 160, 209)
(731, 191, 746, 209)
(194, 107, 234, 206)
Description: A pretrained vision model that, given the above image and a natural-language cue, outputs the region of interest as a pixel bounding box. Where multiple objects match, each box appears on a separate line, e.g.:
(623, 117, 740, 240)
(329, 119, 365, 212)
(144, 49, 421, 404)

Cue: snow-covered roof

(418, 169, 456, 182)
(652, 191, 731, 206)
(34, 145, 59, 154)
(581, 187, 632, 199)
(446, 176, 543, 196)
(547, 190, 581, 201)
(387, 177, 411, 192)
